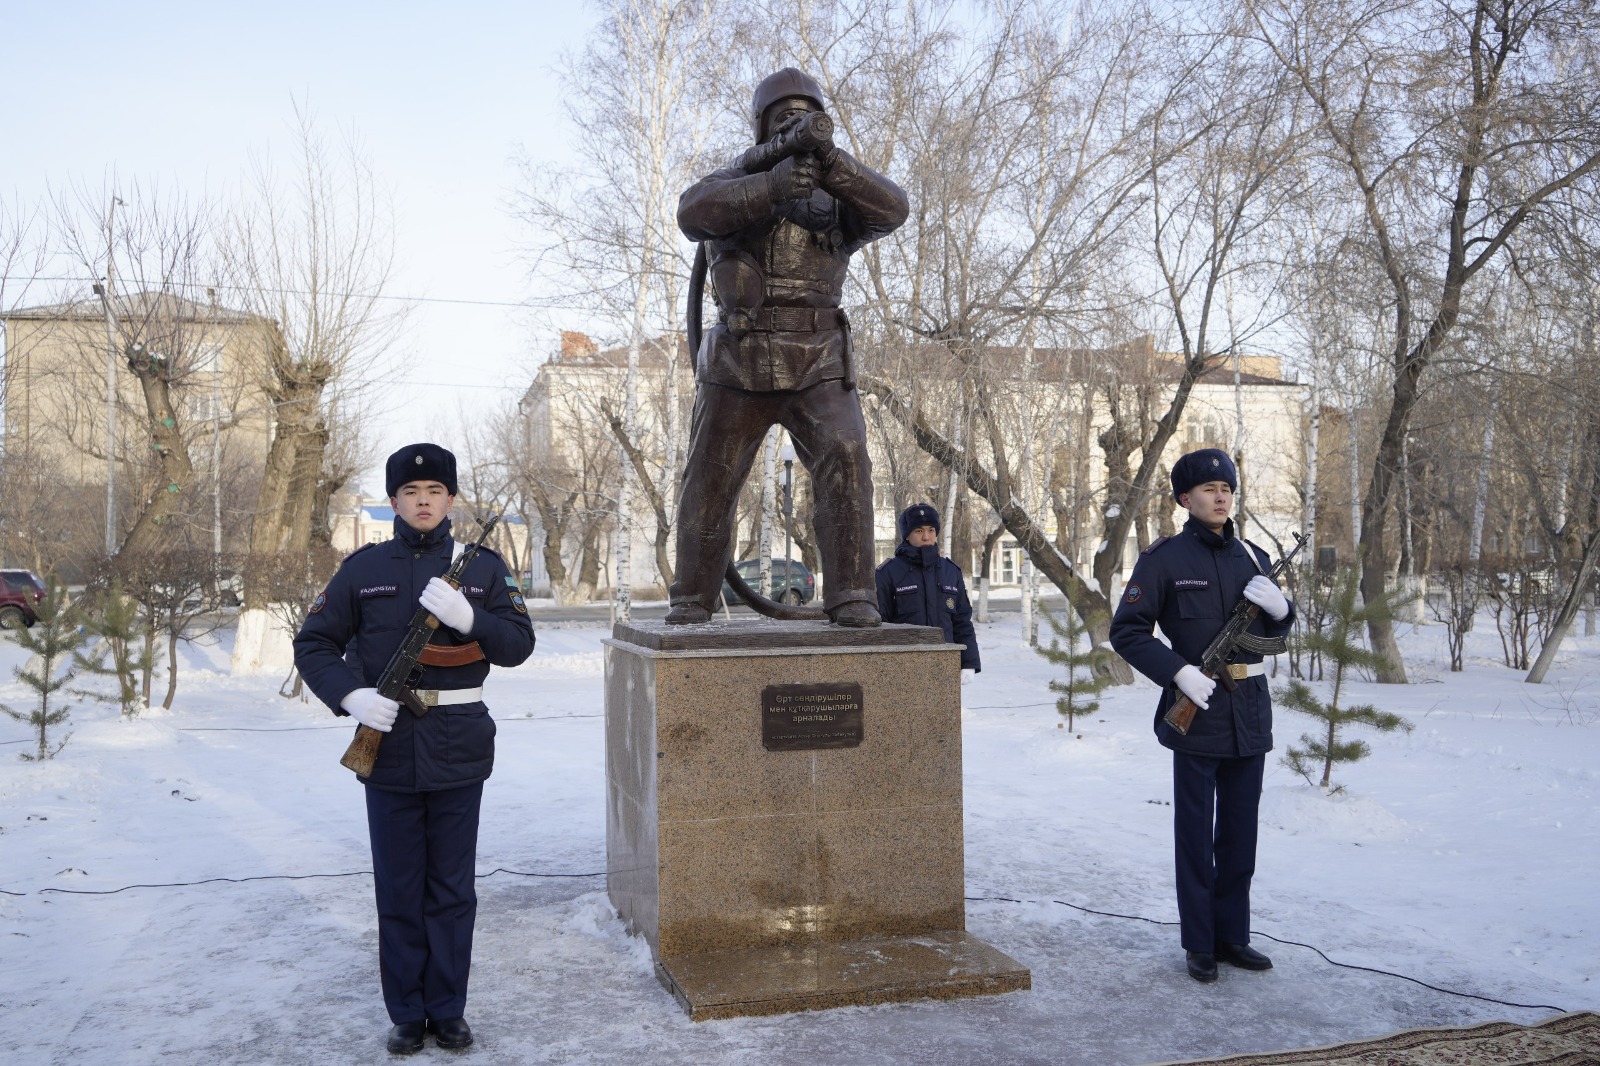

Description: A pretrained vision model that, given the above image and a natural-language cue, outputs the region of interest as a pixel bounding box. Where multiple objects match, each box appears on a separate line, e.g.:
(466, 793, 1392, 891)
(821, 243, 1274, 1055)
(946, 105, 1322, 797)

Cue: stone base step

(656, 929, 1031, 1021)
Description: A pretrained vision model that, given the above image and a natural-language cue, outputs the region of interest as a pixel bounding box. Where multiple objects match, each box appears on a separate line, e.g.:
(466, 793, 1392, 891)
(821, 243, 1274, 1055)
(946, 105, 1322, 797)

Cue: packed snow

(2, 609, 1595, 1065)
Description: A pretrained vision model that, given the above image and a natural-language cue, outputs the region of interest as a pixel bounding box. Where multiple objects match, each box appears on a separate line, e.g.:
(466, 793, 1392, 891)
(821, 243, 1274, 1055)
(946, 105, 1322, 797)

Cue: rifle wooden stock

(1165, 689, 1200, 734)
(340, 723, 384, 777)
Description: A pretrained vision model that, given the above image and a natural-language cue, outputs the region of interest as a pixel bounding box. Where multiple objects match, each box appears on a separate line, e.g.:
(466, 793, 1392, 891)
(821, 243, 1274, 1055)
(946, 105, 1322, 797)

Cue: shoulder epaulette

(1140, 535, 1173, 556)
(346, 542, 380, 559)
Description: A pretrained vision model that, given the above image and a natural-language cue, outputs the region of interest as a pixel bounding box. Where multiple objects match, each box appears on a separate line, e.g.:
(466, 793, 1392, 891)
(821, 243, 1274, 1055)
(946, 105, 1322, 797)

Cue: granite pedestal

(604, 619, 1030, 1020)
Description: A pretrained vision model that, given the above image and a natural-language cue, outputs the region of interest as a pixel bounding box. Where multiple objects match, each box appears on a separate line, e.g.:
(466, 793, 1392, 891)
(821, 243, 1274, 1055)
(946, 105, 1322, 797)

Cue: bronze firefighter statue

(667, 67, 909, 627)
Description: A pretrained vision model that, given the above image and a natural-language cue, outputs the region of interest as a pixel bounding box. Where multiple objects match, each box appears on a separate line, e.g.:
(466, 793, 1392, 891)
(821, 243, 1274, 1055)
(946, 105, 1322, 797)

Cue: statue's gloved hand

(769, 153, 820, 202)
(420, 577, 475, 636)
(1174, 665, 1215, 710)
(1243, 575, 1290, 620)
(342, 688, 400, 732)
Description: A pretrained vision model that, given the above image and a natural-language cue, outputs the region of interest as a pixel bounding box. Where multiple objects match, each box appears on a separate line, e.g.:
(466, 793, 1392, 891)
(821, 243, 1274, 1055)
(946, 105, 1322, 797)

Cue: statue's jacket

(678, 149, 908, 392)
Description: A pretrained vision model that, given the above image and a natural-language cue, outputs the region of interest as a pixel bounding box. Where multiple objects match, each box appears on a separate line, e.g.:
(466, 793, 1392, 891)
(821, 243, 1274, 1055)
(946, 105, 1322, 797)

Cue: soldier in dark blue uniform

(875, 503, 980, 672)
(1109, 448, 1294, 983)
(293, 443, 535, 1054)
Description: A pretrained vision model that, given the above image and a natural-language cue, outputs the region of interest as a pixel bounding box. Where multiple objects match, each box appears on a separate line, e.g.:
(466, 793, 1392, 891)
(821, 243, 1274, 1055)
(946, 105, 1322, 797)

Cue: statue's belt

(417, 641, 486, 667)
(730, 306, 843, 333)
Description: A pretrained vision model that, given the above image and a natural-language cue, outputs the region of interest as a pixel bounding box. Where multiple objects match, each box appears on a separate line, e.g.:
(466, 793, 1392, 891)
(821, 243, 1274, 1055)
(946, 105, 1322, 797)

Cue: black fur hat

(1170, 448, 1237, 502)
(898, 502, 941, 541)
(386, 443, 458, 498)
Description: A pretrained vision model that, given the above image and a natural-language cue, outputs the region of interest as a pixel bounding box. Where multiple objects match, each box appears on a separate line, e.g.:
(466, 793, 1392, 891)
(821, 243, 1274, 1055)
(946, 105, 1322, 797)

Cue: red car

(0, 570, 46, 629)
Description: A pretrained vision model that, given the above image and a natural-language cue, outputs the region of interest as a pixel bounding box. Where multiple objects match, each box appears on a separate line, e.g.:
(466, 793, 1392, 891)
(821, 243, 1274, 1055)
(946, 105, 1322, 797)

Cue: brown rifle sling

(417, 641, 486, 668)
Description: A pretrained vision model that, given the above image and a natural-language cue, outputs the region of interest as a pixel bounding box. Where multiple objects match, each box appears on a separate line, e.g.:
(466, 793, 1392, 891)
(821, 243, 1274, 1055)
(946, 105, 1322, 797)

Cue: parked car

(0, 569, 47, 629)
(721, 557, 815, 607)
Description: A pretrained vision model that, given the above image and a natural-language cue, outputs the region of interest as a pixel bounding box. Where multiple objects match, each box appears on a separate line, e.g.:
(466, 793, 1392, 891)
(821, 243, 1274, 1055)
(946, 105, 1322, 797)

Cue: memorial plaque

(761, 682, 864, 751)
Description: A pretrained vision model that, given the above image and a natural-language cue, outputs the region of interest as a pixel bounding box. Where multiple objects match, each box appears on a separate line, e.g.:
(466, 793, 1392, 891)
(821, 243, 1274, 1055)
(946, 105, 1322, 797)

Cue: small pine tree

(1035, 603, 1114, 731)
(1, 580, 90, 761)
(1277, 565, 1414, 790)
(72, 581, 154, 719)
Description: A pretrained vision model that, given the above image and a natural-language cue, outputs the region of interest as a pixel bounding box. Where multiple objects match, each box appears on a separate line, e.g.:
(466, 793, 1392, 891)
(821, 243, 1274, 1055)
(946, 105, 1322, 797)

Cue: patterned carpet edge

(1143, 1010, 1600, 1066)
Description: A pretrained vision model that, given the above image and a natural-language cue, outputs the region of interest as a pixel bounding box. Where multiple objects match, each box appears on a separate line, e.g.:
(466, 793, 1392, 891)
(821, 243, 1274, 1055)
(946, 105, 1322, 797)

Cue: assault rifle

(1164, 532, 1306, 736)
(339, 514, 502, 777)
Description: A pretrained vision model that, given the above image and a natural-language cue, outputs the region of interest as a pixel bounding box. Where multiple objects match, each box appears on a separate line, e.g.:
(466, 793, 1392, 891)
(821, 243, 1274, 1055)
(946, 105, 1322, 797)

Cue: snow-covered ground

(1, 610, 1595, 1065)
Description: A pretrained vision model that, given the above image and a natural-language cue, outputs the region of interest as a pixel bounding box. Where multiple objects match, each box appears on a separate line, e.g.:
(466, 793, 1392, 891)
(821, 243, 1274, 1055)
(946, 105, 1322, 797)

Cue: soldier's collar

(394, 515, 453, 552)
(1185, 515, 1235, 550)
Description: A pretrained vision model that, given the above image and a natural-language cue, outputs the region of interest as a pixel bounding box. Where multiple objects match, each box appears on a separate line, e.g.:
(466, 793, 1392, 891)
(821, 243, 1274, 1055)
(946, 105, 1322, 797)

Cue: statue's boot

(665, 601, 713, 625)
(827, 601, 881, 628)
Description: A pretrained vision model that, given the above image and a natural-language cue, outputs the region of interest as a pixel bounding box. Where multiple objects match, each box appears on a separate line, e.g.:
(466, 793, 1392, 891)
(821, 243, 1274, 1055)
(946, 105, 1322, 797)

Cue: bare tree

(516, 0, 735, 615)
(221, 104, 404, 672)
(51, 182, 245, 558)
(0, 192, 50, 461)
(1246, 0, 1600, 681)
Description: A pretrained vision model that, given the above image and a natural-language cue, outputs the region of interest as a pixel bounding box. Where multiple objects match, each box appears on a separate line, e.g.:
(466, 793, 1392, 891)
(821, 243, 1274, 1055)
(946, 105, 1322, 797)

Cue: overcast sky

(6, 0, 601, 494)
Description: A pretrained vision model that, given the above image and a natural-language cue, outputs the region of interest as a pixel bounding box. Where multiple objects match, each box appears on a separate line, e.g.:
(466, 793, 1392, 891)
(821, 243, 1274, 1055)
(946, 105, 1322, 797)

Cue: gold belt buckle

(1226, 664, 1250, 680)
(416, 689, 440, 708)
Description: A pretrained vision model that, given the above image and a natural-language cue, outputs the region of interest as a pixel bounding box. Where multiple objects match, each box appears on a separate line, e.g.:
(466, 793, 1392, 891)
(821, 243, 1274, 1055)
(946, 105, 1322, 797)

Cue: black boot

(1186, 951, 1218, 983)
(386, 1021, 426, 1055)
(1217, 942, 1273, 970)
(427, 1016, 474, 1050)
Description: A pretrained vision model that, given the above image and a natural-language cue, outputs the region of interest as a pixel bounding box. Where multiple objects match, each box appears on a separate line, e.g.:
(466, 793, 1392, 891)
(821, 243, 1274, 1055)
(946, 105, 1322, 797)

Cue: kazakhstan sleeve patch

(509, 591, 528, 614)
(309, 590, 327, 614)
(1124, 584, 1142, 603)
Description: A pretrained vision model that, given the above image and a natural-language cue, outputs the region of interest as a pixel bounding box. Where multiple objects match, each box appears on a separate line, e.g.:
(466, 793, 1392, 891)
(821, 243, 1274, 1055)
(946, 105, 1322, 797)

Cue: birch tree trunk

(1467, 409, 1496, 566)
(758, 428, 779, 598)
(1526, 529, 1600, 684)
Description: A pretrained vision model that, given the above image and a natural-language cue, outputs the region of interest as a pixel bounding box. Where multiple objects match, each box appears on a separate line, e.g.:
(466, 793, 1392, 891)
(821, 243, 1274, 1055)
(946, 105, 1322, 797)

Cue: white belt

(1223, 663, 1266, 680)
(415, 687, 484, 707)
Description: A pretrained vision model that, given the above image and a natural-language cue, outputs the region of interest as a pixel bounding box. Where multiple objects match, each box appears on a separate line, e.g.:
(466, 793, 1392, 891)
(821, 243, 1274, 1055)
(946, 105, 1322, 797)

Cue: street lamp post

(779, 442, 796, 604)
(93, 195, 128, 556)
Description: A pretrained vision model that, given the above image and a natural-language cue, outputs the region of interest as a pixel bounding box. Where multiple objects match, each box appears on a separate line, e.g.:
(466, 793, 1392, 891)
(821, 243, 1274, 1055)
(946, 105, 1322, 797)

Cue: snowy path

(2, 618, 1595, 1064)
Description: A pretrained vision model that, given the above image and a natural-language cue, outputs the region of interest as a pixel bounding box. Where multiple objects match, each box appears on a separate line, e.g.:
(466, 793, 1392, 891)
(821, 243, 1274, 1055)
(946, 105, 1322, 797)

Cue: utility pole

(94, 195, 125, 556)
(208, 289, 223, 586)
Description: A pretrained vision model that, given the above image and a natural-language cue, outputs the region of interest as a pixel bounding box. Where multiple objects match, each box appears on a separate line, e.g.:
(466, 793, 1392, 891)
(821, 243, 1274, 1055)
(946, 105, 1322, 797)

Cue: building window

(187, 393, 222, 423)
(1000, 540, 1019, 584)
(192, 344, 225, 376)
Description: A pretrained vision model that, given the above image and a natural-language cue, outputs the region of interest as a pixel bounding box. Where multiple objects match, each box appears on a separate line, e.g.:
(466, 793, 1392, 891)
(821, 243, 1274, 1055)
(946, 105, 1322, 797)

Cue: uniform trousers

(670, 380, 875, 613)
(1172, 751, 1264, 953)
(364, 781, 483, 1023)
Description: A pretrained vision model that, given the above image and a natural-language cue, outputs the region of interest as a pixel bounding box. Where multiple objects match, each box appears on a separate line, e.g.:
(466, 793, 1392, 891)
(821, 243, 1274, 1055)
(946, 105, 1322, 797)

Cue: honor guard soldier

(1109, 448, 1294, 983)
(293, 443, 534, 1053)
(875, 503, 980, 672)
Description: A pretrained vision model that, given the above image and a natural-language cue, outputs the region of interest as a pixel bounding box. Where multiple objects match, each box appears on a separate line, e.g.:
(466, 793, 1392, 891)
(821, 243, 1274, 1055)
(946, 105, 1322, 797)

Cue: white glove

(420, 577, 475, 636)
(341, 688, 399, 732)
(1174, 665, 1215, 710)
(1243, 575, 1290, 620)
